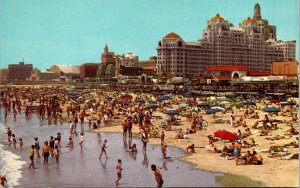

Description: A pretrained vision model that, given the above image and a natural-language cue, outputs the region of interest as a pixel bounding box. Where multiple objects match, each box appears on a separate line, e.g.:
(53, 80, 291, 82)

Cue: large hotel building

(156, 4, 296, 77)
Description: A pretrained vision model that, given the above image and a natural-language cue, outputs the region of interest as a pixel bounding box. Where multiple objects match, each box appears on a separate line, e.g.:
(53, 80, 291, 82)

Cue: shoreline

(94, 128, 267, 187)
(94, 117, 298, 187)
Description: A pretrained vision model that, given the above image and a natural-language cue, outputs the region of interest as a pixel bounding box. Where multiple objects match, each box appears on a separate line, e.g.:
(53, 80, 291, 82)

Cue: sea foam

(0, 123, 26, 187)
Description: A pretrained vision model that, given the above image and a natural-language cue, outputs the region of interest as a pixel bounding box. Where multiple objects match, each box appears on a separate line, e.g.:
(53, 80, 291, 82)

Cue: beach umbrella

(197, 102, 210, 108)
(158, 95, 171, 101)
(211, 106, 225, 111)
(270, 99, 280, 103)
(164, 109, 179, 115)
(135, 98, 145, 103)
(106, 96, 114, 100)
(214, 130, 238, 141)
(191, 106, 201, 112)
(231, 103, 244, 108)
(220, 101, 230, 105)
(179, 103, 189, 108)
(279, 101, 296, 106)
(206, 108, 223, 114)
(219, 97, 232, 102)
(88, 99, 96, 103)
(182, 92, 193, 98)
(207, 96, 216, 101)
(121, 95, 132, 100)
(262, 106, 280, 113)
(145, 104, 159, 109)
(242, 101, 256, 106)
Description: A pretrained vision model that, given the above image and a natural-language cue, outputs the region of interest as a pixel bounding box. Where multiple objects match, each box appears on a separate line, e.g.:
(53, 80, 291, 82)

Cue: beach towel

(280, 153, 299, 160)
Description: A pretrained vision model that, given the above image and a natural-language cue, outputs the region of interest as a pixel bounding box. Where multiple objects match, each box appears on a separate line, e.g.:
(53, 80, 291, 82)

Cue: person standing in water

(29, 145, 36, 169)
(19, 138, 23, 150)
(54, 146, 60, 164)
(42, 141, 50, 165)
(79, 133, 84, 150)
(0, 175, 7, 186)
(99, 139, 108, 159)
(34, 137, 41, 158)
(115, 159, 123, 185)
(151, 164, 164, 188)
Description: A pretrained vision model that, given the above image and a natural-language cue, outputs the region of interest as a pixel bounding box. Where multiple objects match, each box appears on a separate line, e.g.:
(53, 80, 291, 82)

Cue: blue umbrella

(158, 95, 171, 101)
(206, 108, 223, 114)
(262, 106, 280, 113)
(242, 101, 256, 106)
(279, 101, 296, 106)
(182, 92, 193, 98)
(164, 109, 179, 115)
(135, 98, 145, 103)
(106, 96, 114, 100)
(145, 104, 159, 109)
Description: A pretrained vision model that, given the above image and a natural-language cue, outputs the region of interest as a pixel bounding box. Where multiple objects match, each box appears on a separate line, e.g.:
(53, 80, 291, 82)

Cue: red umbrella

(213, 130, 238, 141)
(270, 99, 280, 103)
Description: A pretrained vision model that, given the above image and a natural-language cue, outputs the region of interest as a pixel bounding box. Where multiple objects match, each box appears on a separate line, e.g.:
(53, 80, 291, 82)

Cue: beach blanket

(280, 153, 299, 160)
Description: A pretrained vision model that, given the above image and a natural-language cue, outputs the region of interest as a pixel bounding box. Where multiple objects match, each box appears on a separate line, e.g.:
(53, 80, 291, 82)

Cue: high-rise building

(156, 4, 296, 77)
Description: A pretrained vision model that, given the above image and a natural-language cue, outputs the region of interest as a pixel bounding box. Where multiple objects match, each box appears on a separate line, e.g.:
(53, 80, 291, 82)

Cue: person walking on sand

(115, 159, 123, 185)
(29, 145, 36, 169)
(99, 139, 108, 159)
(161, 131, 165, 145)
(234, 141, 241, 165)
(151, 164, 164, 188)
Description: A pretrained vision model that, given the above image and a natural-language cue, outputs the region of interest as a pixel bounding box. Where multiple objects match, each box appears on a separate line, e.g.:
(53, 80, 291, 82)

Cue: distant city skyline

(0, 0, 298, 70)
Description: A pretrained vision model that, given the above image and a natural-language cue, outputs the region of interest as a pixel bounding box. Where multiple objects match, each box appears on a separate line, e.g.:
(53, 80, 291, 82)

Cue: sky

(0, 0, 299, 70)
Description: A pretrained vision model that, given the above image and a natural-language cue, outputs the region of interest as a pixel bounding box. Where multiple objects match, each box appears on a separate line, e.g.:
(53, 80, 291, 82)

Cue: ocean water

(0, 122, 26, 187)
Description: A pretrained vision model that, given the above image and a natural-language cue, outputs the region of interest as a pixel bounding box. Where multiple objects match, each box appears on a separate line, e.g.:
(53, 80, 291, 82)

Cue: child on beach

(12, 134, 16, 149)
(7, 127, 12, 143)
(151, 164, 164, 188)
(0, 175, 7, 186)
(186, 144, 195, 153)
(66, 137, 73, 147)
(79, 133, 84, 149)
(54, 146, 59, 164)
(115, 159, 123, 185)
(34, 137, 41, 158)
(99, 139, 108, 159)
(19, 138, 23, 150)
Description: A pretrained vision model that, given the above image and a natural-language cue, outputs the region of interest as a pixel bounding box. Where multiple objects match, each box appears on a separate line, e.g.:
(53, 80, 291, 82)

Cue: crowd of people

(1, 85, 299, 187)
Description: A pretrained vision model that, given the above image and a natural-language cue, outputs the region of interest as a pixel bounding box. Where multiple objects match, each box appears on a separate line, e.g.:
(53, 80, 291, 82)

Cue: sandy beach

(94, 94, 299, 187)
(0, 86, 298, 187)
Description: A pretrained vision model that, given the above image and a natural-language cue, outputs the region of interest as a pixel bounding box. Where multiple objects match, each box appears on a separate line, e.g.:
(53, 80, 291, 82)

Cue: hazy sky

(0, 0, 298, 70)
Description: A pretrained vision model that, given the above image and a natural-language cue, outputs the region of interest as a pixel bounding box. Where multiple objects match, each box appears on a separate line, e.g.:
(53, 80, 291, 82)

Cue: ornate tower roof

(164, 32, 181, 39)
(253, 3, 261, 20)
(211, 13, 225, 22)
